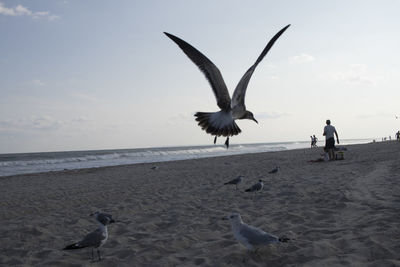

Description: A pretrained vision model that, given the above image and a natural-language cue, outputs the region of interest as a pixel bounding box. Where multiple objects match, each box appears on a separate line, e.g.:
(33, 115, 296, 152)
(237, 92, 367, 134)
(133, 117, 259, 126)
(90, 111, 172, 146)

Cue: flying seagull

(164, 24, 290, 148)
(63, 211, 115, 261)
(224, 175, 244, 190)
(245, 179, 264, 192)
(224, 213, 289, 251)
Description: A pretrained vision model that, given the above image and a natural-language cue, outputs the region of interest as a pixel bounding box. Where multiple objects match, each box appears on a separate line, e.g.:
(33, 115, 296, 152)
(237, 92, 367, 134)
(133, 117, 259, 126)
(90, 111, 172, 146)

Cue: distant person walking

(310, 135, 318, 148)
(323, 120, 339, 160)
(396, 130, 400, 141)
(313, 135, 318, 147)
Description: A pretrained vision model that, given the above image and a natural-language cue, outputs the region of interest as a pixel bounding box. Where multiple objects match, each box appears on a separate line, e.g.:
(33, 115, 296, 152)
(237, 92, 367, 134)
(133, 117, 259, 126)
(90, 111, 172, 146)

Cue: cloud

(0, 116, 64, 132)
(289, 53, 315, 64)
(32, 116, 64, 130)
(72, 92, 98, 103)
(166, 113, 192, 126)
(266, 75, 279, 80)
(72, 116, 91, 123)
(0, 2, 59, 21)
(330, 64, 379, 85)
(32, 79, 45, 86)
(0, 115, 94, 134)
(356, 112, 395, 119)
(255, 111, 290, 120)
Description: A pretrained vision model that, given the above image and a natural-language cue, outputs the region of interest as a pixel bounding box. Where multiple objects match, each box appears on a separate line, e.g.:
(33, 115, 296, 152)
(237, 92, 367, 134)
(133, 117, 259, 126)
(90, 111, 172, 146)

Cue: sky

(1, 0, 400, 153)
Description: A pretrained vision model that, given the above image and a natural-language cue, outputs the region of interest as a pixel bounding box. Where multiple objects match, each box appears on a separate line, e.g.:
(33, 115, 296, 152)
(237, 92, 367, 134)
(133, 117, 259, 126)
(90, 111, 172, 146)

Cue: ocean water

(0, 139, 371, 177)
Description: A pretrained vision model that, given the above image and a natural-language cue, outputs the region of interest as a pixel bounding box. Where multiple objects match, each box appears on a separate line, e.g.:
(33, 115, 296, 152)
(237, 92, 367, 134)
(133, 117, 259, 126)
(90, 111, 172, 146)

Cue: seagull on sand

(224, 175, 244, 190)
(268, 166, 280, 174)
(224, 213, 289, 251)
(245, 179, 264, 192)
(164, 25, 290, 148)
(63, 211, 115, 261)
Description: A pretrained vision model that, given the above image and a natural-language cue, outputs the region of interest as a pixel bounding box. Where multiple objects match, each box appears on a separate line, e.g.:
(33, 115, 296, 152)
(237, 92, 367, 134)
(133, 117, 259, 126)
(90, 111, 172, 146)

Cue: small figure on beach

(63, 211, 115, 261)
(313, 135, 318, 147)
(396, 130, 400, 141)
(310, 135, 318, 148)
(164, 25, 290, 148)
(224, 175, 243, 190)
(223, 213, 289, 251)
(245, 179, 264, 192)
(323, 119, 339, 160)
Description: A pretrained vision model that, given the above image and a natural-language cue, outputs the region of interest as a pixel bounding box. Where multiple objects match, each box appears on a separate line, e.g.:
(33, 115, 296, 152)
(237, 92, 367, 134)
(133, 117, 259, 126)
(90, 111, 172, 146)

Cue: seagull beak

(252, 118, 258, 124)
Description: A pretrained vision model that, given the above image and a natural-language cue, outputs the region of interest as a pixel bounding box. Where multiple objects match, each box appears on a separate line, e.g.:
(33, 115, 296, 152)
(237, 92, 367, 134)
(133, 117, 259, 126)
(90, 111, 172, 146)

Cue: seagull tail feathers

(63, 243, 86, 250)
(195, 112, 241, 137)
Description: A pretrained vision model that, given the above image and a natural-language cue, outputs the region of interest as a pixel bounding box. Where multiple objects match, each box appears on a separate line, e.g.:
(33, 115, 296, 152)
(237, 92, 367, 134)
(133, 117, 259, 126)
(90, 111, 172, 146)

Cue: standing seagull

(268, 166, 280, 174)
(224, 213, 289, 251)
(63, 211, 115, 261)
(224, 175, 244, 190)
(164, 25, 290, 148)
(245, 179, 264, 192)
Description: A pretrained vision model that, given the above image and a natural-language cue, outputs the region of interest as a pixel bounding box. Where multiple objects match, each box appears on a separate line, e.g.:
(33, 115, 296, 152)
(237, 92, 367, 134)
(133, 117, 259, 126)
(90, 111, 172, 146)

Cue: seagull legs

(213, 136, 230, 148)
(97, 249, 102, 261)
(225, 137, 229, 148)
(90, 248, 102, 262)
(214, 136, 230, 148)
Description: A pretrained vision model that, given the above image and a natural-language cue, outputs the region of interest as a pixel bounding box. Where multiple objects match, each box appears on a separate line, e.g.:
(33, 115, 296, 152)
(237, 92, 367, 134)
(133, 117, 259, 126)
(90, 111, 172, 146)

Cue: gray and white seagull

(63, 211, 115, 261)
(164, 25, 290, 148)
(224, 175, 244, 190)
(224, 213, 289, 251)
(245, 179, 264, 192)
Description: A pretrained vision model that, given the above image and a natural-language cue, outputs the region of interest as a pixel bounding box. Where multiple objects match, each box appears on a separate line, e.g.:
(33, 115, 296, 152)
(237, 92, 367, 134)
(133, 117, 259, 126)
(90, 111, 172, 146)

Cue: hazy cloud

(266, 75, 279, 80)
(330, 64, 379, 85)
(356, 112, 396, 119)
(0, 116, 62, 131)
(32, 79, 46, 86)
(0, 2, 59, 20)
(0, 115, 91, 132)
(72, 92, 98, 103)
(255, 111, 290, 120)
(289, 53, 315, 64)
(166, 113, 192, 126)
(71, 116, 91, 123)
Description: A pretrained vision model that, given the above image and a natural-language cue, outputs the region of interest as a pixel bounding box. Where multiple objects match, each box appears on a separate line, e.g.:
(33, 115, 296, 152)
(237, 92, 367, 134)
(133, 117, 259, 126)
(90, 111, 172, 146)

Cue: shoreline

(0, 139, 373, 178)
(1, 141, 399, 266)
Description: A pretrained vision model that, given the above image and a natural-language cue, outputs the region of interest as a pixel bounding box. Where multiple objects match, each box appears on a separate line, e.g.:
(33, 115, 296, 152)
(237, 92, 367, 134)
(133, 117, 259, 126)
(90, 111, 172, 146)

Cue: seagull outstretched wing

(164, 32, 231, 111)
(231, 24, 291, 111)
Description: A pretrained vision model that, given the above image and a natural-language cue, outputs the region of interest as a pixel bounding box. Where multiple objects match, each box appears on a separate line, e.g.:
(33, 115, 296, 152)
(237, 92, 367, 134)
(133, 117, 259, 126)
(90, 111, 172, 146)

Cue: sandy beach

(0, 141, 399, 266)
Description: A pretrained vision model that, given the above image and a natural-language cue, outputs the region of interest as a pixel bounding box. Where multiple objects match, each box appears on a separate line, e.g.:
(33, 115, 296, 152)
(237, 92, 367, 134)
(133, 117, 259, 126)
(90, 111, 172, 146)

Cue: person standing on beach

(396, 130, 400, 141)
(313, 135, 318, 147)
(323, 120, 339, 160)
